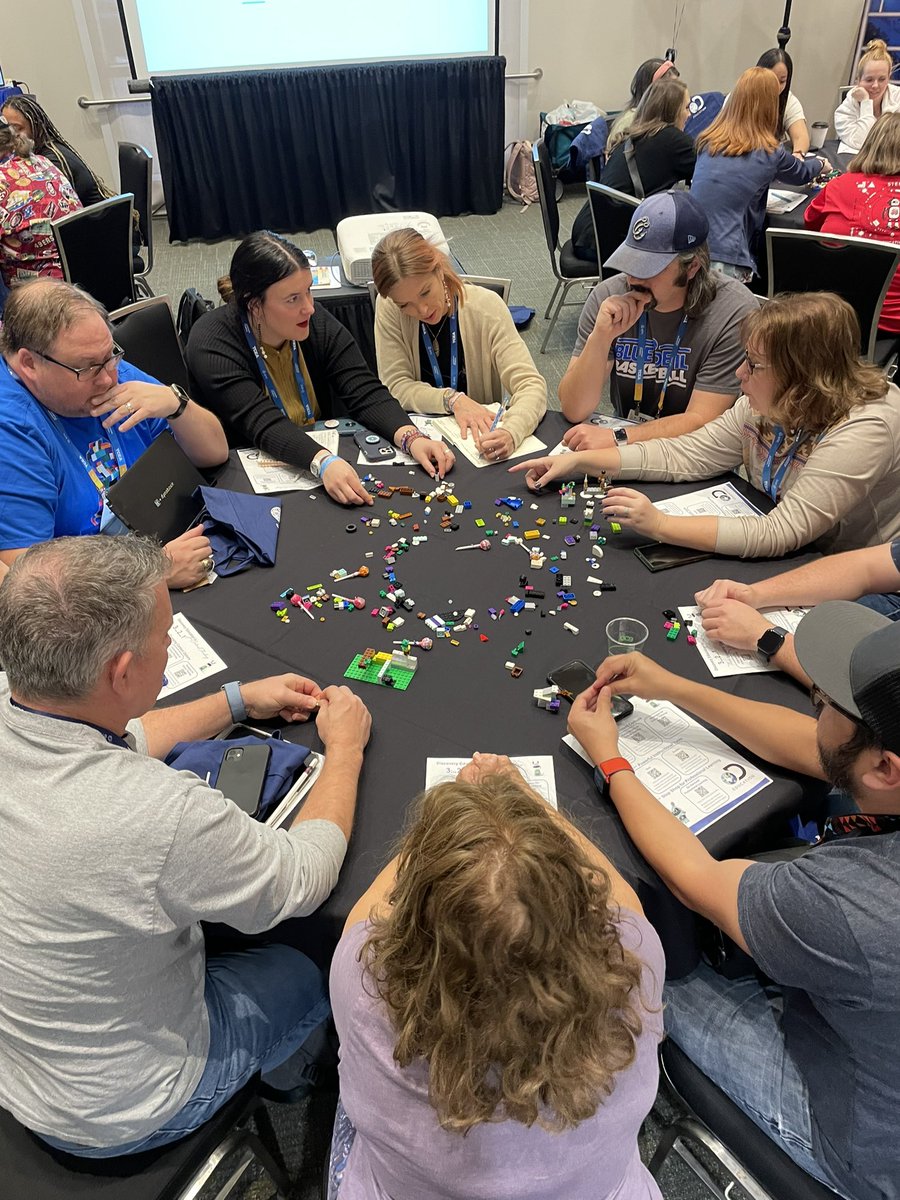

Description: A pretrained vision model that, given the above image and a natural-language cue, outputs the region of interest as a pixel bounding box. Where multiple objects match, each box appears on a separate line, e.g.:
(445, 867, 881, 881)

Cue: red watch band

(598, 756, 634, 784)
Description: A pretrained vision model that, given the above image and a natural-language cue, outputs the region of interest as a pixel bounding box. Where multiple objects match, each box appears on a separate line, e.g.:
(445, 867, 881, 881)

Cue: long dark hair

(1, 95, 114, 198)
(217, 231, 309, 311)
(756, 47, 793, 139)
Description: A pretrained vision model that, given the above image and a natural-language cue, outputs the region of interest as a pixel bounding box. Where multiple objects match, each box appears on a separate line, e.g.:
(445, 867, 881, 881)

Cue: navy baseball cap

(604, 190, 710, 279)
(794, 601, 900, 755)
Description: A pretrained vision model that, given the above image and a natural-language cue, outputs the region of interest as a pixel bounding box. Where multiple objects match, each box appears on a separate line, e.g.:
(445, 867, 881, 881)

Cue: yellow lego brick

(536, 517, 546, 526)
(523, 529, 540, 540)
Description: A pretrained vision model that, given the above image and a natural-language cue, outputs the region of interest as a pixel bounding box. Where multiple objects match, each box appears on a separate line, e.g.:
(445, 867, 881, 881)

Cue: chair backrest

(464, 275, 512, 304)
(110, 296, 190, 390)
(52, 195, 136, 312)
(586, 182, 640, 279)
(765, 227, 900, 360)
(118, 142, 154, 273)
(532, 139, 561, 262)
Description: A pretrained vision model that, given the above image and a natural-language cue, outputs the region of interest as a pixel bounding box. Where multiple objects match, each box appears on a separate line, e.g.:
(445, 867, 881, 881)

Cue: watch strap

(221, 681, 247, 723)
(597, 756, 634, 784)
(168, 384, 190, 420)
(757, 625, 788, 662)
(614, 427, 629, 445)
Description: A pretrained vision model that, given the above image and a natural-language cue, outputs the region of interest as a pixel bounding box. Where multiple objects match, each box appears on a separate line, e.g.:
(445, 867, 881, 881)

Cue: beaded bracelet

(443, 389, 460, 414)
(400, 429, 428, 455)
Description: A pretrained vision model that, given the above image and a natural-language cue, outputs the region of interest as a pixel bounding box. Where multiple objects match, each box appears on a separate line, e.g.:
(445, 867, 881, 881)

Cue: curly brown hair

(741, 292, 887, 438)
(361, 774, 647, 1134)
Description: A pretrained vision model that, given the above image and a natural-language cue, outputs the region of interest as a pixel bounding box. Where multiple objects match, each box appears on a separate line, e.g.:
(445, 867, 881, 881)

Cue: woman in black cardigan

(187, 232, 454, 505)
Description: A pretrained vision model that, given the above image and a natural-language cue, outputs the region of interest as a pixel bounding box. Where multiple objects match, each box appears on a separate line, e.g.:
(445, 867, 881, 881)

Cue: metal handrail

(506, 68, 542, 80)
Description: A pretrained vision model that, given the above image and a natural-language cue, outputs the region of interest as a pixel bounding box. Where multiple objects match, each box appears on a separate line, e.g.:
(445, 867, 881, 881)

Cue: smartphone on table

(634, 542, 713, 572)
(547, 660, 634, 720)
(216, 743, 271, 818)
(354, 430, 395, 461)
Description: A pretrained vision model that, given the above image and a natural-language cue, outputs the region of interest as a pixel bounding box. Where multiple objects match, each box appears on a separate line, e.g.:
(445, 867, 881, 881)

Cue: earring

(255, 318, 268, 360)
(443, 283, 451, 313)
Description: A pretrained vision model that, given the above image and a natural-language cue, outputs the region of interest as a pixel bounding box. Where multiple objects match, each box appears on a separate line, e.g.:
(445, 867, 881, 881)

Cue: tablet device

(105, 433, 205, 542)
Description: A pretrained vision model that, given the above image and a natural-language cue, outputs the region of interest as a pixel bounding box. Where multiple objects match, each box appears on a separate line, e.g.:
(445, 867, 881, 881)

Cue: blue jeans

(664, 964, 841, 1190)
(42, 944, 330, 1158)
(856, 591, 900, 621)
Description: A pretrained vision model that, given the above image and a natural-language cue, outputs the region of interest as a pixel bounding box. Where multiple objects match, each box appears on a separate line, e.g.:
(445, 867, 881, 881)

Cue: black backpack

(176, 287, 214, 350)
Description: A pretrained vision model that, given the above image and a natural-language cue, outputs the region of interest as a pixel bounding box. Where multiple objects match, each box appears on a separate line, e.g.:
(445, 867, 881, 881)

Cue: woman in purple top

(328, 753, 665, 1200)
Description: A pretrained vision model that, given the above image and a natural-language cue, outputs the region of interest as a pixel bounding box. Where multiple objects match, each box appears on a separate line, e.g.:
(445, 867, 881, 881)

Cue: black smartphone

(547, 660, 634, 720)
(634, 542, 714, 572)
(216, 744, 271, 818)
(354, 430, 395, 461)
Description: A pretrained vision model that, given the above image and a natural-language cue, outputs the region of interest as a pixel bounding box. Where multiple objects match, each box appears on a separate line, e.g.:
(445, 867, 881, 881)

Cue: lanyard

(632, 311, 689, 418)
(420, 307, 458, 391)
(43, 407, 127, 492)
(10, 697, 132, 749)
(820, 812, 900, 842)
(761, 426, 805, 502)
(241, 317, 313, 422)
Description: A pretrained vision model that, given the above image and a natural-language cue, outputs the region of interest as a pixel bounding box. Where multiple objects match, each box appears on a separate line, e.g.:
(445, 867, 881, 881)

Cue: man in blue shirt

(0, 279, 228, 588)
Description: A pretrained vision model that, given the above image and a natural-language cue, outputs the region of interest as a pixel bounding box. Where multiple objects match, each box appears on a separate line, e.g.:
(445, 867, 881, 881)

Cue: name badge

(627, 409, 654, 423)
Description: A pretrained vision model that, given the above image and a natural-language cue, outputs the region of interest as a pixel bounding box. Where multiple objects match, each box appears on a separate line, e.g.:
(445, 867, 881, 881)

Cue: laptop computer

(104, 432, 205, 542)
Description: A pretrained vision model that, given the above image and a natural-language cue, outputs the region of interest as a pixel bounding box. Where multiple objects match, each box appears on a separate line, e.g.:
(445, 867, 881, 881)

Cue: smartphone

(547, 660, 634, 720)
(634, 542, 713, 572)
(216, 744, 271, 818)
(354, 430, 395, 461)
(313, 418, 363, 437)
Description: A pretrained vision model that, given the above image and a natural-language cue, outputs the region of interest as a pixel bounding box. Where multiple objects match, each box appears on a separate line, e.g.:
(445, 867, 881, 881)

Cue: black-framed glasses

(809, 683, 861, 725)
(742, 350, 769, 376)
(32, 341, 125, 382)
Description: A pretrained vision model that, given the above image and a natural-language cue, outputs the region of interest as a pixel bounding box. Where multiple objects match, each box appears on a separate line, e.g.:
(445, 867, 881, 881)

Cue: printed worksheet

(425, 404, 547, 467)
(655, 481, 764, 519)
(767, 189, 807, 214)
(425, 756, 558, 809)
(564, 697, 771, 833)
(548, 414, 639, 456)
(679, 604, 809, 678)
(157, 614, 227, 700)
(237, 430, 338, 494)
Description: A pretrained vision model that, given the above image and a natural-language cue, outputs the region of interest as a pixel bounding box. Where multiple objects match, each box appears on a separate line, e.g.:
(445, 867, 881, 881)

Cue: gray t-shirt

(0, 679, 346, 1148)
(572, 272, 758, 420)
(738, 836, 900, 1200)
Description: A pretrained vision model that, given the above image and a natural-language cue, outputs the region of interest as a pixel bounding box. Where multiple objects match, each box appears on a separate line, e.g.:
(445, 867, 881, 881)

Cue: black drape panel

(152, 57, 505, 242)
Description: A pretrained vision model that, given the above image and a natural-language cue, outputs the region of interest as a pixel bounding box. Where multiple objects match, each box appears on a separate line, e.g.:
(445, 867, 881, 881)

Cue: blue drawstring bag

(165, 734, 312, 820)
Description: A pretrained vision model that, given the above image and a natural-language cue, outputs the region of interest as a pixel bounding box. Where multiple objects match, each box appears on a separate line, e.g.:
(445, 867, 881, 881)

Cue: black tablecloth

(169, 414, 820, 976)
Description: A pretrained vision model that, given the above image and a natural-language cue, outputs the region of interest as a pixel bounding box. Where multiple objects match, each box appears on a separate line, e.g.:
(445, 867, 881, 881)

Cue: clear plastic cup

(606, 617, 649, 655)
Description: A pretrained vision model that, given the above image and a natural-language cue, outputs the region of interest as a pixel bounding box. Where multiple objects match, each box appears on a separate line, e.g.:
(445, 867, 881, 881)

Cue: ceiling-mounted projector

(336, 212, 450, 286)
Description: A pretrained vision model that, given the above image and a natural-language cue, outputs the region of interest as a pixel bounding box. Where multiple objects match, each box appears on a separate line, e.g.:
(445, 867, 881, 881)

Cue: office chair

(586, 182, 641, 280)
(110, 296, 190, 391)
(118, 142, 155, 297)
(52, 195, 136, 312)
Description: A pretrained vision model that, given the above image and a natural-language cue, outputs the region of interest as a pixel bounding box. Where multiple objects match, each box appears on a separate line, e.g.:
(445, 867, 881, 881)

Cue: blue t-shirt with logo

(0, 360, 168, 548)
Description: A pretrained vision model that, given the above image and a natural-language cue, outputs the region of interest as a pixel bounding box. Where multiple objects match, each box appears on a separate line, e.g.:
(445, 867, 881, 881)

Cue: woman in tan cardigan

(372, 229, 547, 462)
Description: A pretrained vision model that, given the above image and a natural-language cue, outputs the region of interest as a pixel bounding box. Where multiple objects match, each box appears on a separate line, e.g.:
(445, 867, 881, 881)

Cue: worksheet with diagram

(679, 604, 809, 678)
(425, 756, 558, 808)
(654, 481, 763, 519)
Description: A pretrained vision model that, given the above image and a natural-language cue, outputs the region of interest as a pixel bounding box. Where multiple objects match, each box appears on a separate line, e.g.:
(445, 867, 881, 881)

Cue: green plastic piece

(475, 518, 486, 527)
(610, 522, 622, 534)
(344, 654, 416, 691)
(559, 516, 568, 525)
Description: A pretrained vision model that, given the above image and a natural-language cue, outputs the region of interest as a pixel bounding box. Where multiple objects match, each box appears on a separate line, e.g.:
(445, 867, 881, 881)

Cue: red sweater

(804, 172, 900, 333)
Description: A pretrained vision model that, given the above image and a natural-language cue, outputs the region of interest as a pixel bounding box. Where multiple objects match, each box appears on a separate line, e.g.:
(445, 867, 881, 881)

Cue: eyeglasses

(809, 683, 861, 725)
(743, 351, 769, 375)
(32, 341, 125, 382)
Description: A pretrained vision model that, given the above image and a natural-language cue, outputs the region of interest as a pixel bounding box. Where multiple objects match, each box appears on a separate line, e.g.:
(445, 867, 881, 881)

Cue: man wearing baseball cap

(570, 602, 900, 1197)
(560, 190, 758, 452)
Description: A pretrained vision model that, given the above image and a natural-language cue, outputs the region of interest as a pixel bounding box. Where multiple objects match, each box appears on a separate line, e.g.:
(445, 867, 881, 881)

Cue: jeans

(856, 591, 900, 621)
(42, 944, 330, 1158)
(664, 964, 841, 1191)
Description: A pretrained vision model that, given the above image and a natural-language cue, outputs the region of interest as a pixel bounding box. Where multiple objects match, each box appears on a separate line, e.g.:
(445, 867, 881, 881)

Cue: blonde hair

(849, 111, 900, 175)
(371, 228, 465, 310)
(698, 67, 780, 156)
(361, 774, 648, 1134)
(741, 292, 887, 437)
(856, 38, 894, 81)
(628, 77, 690, 141)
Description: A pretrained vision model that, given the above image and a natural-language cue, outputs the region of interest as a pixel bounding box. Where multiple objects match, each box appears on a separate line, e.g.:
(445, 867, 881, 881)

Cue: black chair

(531, 139, 600, 353)
(586, 181, 641, 280)
(765, 227, 900, 361)
(118, 141, 155, 296)
(0, 1079, 289, 1200)
(650, 1041, 837, 1200)
(52, 195, 136, 313)
(110, 296, 190, 391)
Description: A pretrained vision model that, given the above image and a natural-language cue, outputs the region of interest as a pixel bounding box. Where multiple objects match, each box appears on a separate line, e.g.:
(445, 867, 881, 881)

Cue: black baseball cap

(604, 190, 710, 279)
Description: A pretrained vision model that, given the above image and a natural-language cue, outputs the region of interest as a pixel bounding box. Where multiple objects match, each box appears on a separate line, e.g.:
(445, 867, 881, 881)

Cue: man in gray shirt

(560, 191, 758, 452)
(0, 535, 371, 1156)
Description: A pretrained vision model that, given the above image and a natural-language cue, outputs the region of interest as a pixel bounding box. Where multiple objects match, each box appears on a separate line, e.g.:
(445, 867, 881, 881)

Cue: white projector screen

(120, 0, 496, 76)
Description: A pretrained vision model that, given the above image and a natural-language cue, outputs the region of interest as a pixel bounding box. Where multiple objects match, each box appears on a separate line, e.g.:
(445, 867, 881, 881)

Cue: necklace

(428, 314, 449, 354)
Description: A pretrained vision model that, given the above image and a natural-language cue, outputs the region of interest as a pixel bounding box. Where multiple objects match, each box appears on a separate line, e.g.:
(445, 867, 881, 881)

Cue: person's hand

(592, 291, 651, 341)
(562, 423, 617, 451)
(508, 453, 578, 491)
(568, 685, 621, 765)
(600, 486, 663, 537)
(695, 578, 758, 609)
(452, 394, 496, 444)
(320, 458, 373, 506)
(240, 674, 324, 722)
(408, 435, 455, 480)
(592, 652, 678, 702)
(92, 381, 183, 431)
(851, 86, 868, 103)
(479, 428, 515, 462)
(164, 525, 213, 589)
(456, 751, 524, 786)
(700, 600, 775, 653)
(315, 685, 372, 752)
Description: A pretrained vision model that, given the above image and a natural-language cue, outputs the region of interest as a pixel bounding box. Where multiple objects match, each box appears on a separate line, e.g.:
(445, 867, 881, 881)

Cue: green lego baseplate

(344, 652, 416, 691)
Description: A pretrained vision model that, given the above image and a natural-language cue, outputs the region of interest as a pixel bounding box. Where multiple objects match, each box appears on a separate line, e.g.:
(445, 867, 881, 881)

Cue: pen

(489, 395, 511, 433)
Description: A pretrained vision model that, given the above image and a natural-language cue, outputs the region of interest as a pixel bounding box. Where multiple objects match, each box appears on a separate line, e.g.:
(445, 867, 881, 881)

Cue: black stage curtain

(152, 56, 506, 242)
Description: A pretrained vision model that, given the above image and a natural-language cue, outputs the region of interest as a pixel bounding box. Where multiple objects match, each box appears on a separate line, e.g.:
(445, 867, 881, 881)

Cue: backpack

(176, 287, 215, 350)
(504, 141, 539, 206)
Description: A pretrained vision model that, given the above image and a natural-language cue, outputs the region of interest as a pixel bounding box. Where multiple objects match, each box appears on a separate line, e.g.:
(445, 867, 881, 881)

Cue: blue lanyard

(420, 307, 458, 391)
(761, 426, 805, 502)
(632, 311, 689, 417)
(241, 317, 313, 422)
(10, 697, 132, 749)
(42, 407, 127, 492)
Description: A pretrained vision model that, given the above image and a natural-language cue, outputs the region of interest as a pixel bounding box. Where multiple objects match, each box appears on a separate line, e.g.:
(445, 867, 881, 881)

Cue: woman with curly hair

(327, 753, 664, 1200)
(1, 95, 112, 209)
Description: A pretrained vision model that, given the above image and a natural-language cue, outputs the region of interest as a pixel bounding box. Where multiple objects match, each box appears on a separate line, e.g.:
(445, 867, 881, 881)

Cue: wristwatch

(168, 384, 190, 420)
(593, 757, 635, 795)
(221, 681, 248, 723)
(613, 427, 629, 446)
(757, 625, 788, 662)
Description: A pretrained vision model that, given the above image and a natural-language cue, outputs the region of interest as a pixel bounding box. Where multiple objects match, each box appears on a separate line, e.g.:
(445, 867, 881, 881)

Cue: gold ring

(200, 556, 214, 573)
(125, 400, 133, 413)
